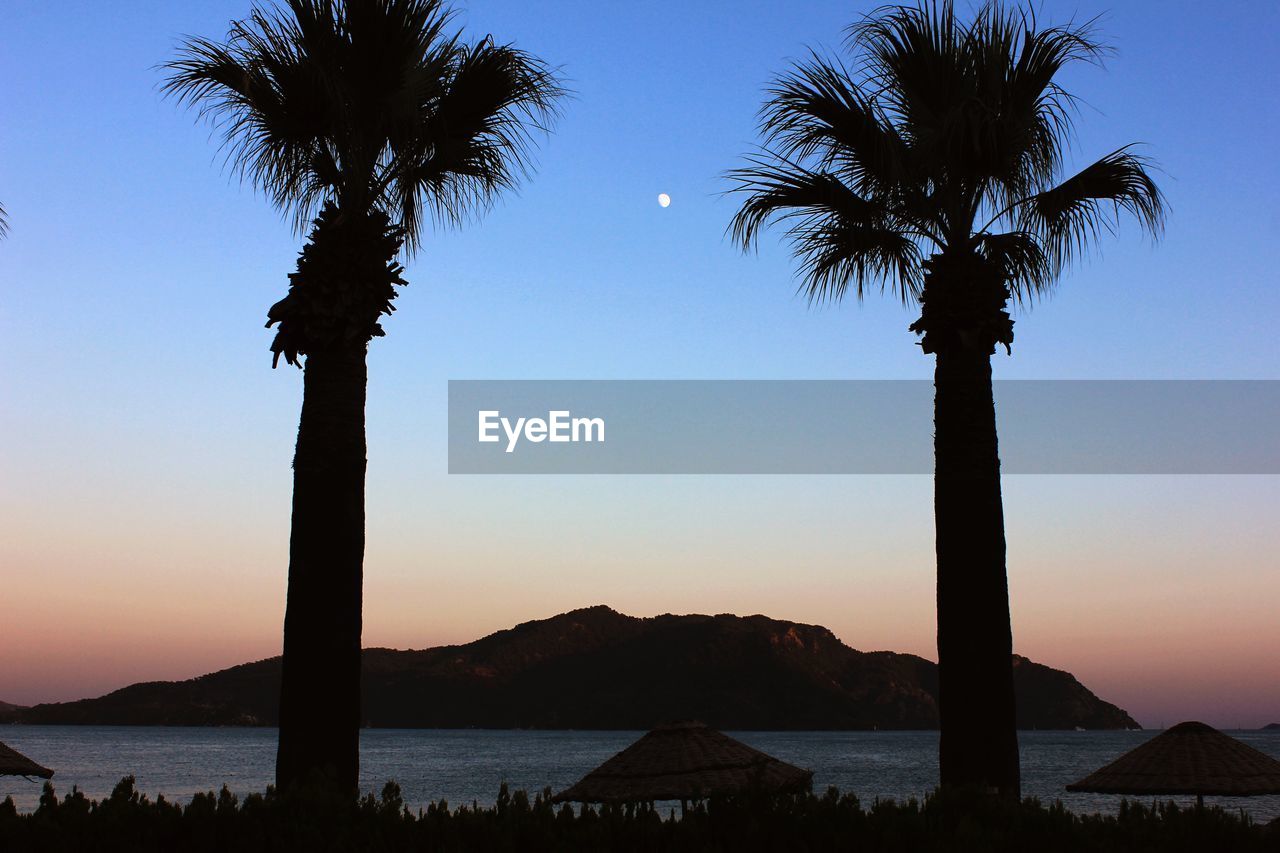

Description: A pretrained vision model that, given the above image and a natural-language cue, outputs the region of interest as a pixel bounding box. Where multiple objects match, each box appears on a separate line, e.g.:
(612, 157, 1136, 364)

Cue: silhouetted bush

(0, 779, 1272, 852)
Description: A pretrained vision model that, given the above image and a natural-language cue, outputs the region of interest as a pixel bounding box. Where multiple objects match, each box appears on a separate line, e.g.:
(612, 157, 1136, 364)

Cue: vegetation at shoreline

(2, 778, 1271, 853)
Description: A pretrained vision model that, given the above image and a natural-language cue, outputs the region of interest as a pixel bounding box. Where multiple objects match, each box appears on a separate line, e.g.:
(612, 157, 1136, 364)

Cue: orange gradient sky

(3, 467, 1277, 728)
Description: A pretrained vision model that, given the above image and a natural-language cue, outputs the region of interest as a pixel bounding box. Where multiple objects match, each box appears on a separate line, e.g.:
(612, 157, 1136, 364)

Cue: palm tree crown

(164, 0, 564, 367)
(164, 0, 563, 247)
(729, 0, 1164, 345)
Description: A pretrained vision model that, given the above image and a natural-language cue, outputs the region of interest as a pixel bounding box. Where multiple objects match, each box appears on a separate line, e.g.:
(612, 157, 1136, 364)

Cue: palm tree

(164, 0, 563, 793)
(0, 202, 8, 238)
(728, 1, 1163, 798)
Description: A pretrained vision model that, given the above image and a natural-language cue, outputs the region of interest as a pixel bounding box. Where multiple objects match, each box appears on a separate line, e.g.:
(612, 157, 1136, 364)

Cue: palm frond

(845, 2, 1113, 230)
(727, 155, 922, 303)
(389, 36, 565, 252)
(0, 202, 8, 239)
(162, 11, 333, 228)
(975, 230, 1050, 302)
(965, 4, 1107, 212)
(1020, 146, 1165, 269)
(846, 0, 966, 141)
(760, 53, 908, 199)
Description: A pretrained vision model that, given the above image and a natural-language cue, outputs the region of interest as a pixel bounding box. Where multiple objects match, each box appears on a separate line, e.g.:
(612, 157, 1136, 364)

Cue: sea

(3, 727, 1278, 823)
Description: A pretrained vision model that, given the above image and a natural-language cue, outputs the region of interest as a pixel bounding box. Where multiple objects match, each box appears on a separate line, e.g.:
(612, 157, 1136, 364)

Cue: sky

(1, 0, 1277, 728)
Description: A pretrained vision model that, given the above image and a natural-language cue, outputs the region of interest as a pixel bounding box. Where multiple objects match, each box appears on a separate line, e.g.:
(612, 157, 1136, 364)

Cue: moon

(657, 193, 671, 208)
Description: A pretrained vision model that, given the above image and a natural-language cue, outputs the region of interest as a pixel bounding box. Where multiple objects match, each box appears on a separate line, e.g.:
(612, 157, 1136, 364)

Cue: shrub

(0, 780, 1272, 852)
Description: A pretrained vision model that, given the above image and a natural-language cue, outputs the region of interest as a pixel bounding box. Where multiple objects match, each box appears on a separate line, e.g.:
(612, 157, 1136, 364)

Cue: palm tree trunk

(276, 343, 367, 794)
(933, 345, 1020, 798)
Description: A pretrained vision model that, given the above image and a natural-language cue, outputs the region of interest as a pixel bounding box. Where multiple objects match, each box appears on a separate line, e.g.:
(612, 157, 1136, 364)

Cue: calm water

(3, 727, 1278, 822)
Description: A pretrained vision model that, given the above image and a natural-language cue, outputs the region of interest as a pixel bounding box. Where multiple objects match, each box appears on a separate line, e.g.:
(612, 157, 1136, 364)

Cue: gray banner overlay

(447, 380, 1280, 474)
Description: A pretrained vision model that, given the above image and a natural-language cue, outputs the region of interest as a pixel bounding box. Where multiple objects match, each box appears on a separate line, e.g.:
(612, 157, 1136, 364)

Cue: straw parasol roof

(553, 721, 812, 803)
(0, 741, 53, 779)
(1066, 721, 1280, 797)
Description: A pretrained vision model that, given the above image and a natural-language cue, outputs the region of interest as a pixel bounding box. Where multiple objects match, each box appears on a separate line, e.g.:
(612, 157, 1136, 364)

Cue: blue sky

(1, 0, 1278, 726)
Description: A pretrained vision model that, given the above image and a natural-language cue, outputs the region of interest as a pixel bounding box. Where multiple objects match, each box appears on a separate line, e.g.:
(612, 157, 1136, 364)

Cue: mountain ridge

(1, 606, 1139, 730)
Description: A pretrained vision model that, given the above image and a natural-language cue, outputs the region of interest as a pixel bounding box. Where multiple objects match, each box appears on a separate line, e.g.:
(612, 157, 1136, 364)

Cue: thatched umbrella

(553, 720, 812, 805)
(0, 741, 53, 779)
(1067, 721, 1280, 807)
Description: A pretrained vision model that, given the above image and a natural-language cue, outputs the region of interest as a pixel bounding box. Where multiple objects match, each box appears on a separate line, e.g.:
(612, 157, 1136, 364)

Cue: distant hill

(1264, 723, 1280, 731)
(0, 701, 26, 713)
(0, 606, 1138, 730)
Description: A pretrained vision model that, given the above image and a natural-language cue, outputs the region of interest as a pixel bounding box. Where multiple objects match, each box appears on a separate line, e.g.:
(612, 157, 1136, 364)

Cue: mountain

(1264, 723, 1280, 731)
(0, 606, 1137, 730)
(0, 701, 26, 713)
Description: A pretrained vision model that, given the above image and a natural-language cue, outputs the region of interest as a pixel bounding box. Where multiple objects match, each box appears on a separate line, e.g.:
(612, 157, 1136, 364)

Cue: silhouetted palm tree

(165, 0, 563, 793)
(729, 1, 1163, 798)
